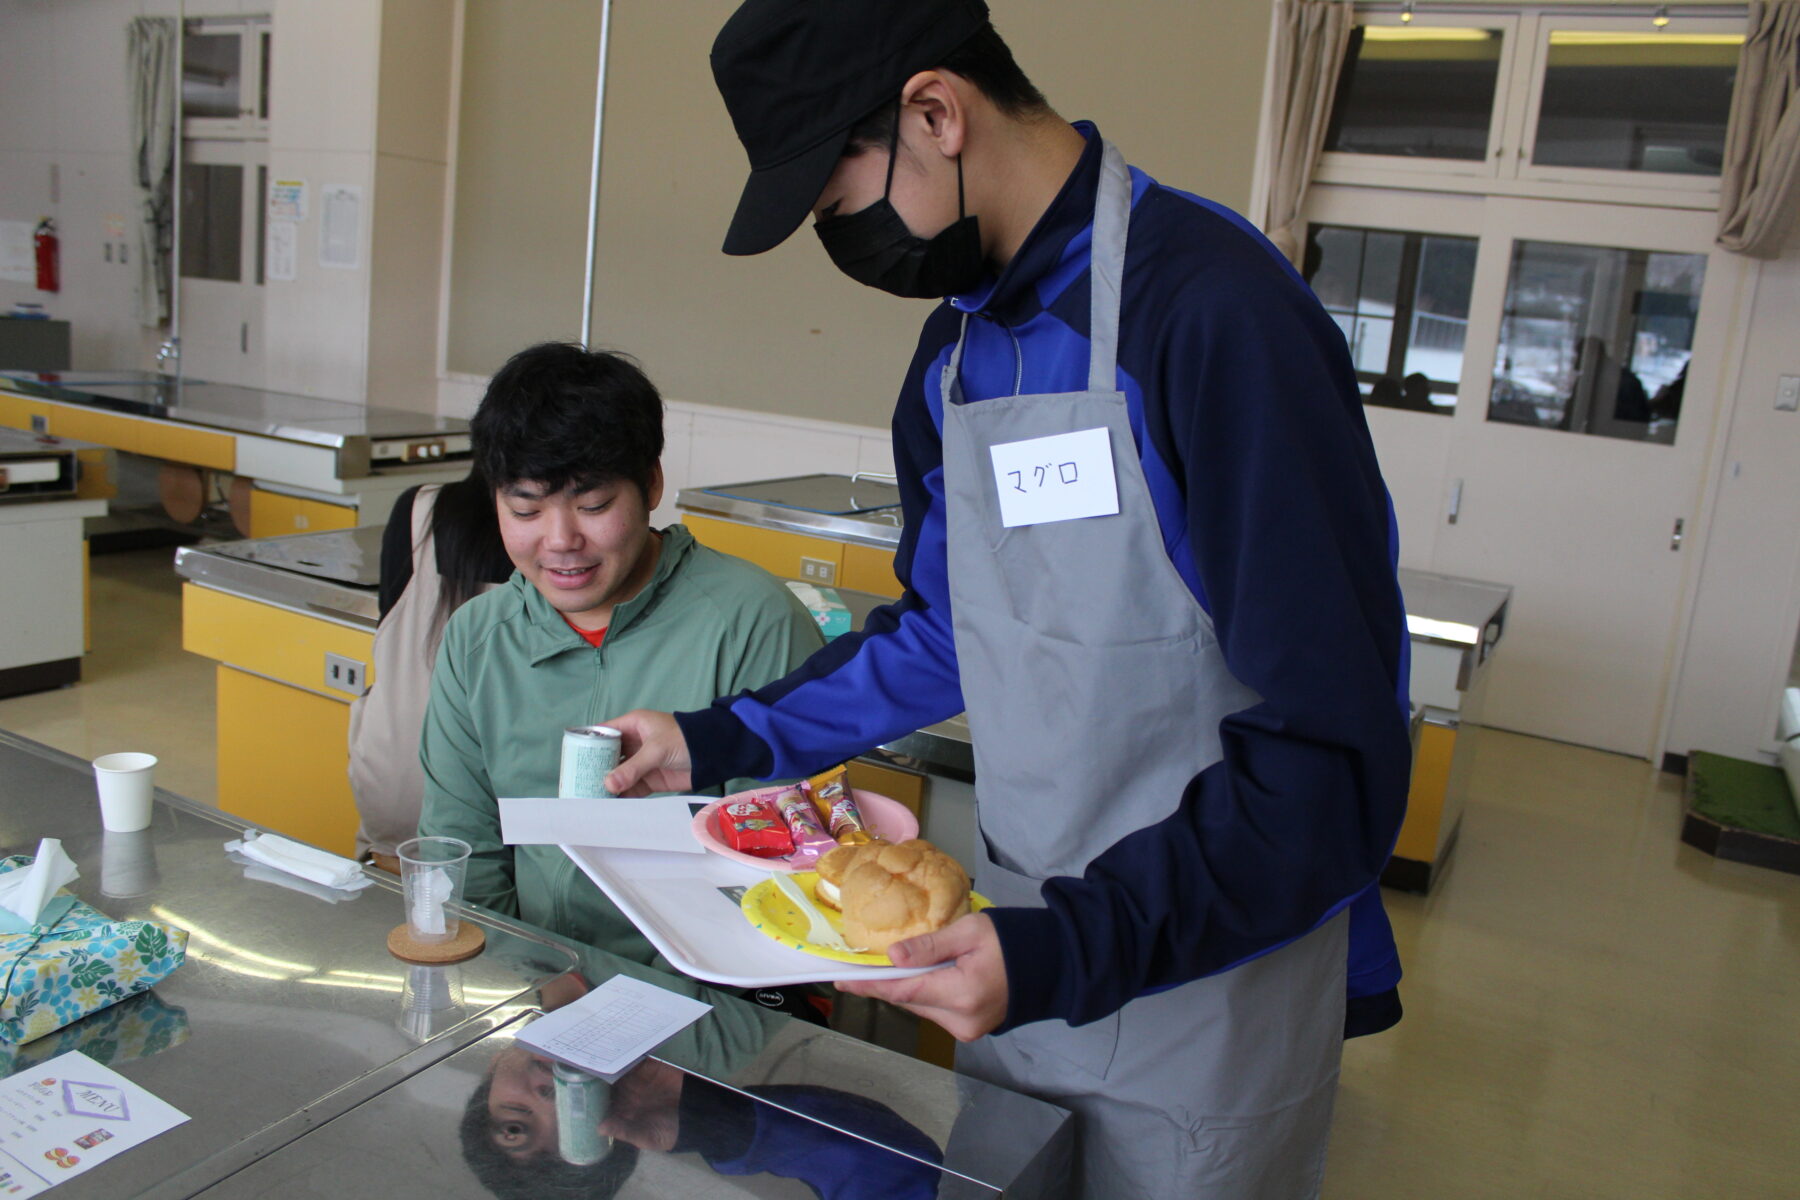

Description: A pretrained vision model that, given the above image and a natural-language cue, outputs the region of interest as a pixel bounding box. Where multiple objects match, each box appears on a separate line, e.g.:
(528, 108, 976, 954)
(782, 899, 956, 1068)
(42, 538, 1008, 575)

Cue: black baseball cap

(711, 0, 990, 256)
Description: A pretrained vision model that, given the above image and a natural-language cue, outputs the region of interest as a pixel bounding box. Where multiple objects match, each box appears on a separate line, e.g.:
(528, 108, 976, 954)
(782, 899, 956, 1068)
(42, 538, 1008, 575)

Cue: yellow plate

(740, 872, 991, 966)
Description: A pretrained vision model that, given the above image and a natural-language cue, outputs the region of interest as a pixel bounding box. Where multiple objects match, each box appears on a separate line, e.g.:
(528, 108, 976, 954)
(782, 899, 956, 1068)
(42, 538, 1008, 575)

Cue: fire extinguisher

(34, 219, 59, 294)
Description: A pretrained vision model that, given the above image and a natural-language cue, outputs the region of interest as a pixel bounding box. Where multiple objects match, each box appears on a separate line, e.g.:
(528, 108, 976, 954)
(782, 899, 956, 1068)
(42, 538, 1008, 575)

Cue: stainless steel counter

(676, 474, 903, 550)
(1, 370, 470, 480)
(0, 728, 575, 1199)
(174, 527, 384, 629)
(0, 730, 1071, 1197)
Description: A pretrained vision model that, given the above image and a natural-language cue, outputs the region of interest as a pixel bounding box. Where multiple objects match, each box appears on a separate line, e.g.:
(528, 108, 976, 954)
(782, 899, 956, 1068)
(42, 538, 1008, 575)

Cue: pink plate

(692, 788, 920, 872)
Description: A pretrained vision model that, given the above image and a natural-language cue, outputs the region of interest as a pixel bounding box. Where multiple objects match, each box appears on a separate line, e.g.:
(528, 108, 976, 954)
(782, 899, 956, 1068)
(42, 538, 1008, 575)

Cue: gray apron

(943, 142, 1348, 1199)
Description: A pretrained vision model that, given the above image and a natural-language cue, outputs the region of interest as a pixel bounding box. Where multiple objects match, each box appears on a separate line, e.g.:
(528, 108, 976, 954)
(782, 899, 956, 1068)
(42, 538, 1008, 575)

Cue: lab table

(174, 529, 383, 856)
(0, 428, 109, 698)
(0, 371, 469, 537)
(0, 728, 1073, 1198)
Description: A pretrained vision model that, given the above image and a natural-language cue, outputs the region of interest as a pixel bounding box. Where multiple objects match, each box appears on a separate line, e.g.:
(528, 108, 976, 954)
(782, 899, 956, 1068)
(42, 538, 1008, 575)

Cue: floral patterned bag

(0, 856, 188, 1046)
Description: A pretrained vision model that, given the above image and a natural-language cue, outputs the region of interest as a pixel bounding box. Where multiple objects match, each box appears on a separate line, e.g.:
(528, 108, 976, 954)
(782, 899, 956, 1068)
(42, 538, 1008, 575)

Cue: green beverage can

(552, 1061, 612, 1165)
(559, 725, 622, 798)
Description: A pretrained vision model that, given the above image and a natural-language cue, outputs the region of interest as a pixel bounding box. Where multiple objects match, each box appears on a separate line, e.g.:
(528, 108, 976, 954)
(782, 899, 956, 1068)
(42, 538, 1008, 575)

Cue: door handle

(1447, 479, 1463, 525)
(1670, 517, 1684, 551)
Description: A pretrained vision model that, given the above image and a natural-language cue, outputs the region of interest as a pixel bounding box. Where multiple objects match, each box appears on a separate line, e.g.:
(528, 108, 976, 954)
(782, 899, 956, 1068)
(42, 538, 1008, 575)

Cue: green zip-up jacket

(417, 525, 823, 963)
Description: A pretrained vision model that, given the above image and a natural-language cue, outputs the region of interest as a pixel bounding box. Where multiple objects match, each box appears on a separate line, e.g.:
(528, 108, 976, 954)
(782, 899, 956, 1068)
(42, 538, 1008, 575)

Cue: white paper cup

(100, 828, 160, 899)
(93, 752, 158, 833)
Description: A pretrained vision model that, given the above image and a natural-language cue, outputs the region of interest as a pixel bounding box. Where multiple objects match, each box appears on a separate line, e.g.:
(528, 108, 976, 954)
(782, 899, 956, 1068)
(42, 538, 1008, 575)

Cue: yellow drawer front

(840, 542, 901, 598)
(215, 665, 359, 857)
(683, 514, 845, 581)
(845, 757, 926, 821)
(183, 583, 375, 695)
(249, 489, 359, 538)
(75, 448, 117, 500)
(0, 391, 50, 431)
(38, 404, 141, 455)
(138, 421, 236, 471)
(1394, 721, 1455, 864)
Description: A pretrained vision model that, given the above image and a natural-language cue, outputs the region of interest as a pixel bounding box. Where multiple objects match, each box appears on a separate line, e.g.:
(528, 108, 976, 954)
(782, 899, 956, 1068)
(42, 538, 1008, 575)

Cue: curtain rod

(1354, 3, 1747, 17)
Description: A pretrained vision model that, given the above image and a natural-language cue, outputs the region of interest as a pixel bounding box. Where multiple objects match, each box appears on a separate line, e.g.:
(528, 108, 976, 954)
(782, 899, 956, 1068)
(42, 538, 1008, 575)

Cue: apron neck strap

(1086, 141, 1132, 394)
(940, 140, 1134, 404)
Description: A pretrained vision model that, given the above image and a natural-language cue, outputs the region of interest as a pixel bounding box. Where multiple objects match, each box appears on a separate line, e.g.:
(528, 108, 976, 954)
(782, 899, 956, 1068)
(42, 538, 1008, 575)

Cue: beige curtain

(1718, 0, 1800, 257)
(1258, 0, 1355, 264)
(127, 17, 178, 327)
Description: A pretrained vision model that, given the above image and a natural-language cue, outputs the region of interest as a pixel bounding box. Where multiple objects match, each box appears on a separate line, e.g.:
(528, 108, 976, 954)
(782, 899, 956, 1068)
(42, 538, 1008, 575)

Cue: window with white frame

(1314, 6, 1745, 205)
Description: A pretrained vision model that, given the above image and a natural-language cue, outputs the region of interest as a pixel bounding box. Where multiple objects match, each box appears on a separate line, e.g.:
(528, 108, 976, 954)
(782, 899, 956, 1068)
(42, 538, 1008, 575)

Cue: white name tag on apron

(989, 427, 1120, 528)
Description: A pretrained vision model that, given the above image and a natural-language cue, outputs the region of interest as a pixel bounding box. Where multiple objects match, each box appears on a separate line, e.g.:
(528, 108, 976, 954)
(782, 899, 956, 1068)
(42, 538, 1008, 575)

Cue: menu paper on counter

(0, 1051, 188, 1195)
(499, 797, 706, 854)
(516, 974, 712, 1080)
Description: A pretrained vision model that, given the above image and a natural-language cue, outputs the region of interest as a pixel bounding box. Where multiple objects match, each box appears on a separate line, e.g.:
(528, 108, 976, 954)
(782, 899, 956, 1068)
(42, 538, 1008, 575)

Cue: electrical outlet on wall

(799, 557, 837, 585)
(1776, 375, 1800, 412)
(325, 653, 366, 696)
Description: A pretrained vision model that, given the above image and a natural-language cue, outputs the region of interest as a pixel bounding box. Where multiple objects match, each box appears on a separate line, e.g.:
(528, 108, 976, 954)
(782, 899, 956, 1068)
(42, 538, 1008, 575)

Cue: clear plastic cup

(93, 752, 158, 833)
(396, 836, 471, 943)
(396, 963, 466, 1042)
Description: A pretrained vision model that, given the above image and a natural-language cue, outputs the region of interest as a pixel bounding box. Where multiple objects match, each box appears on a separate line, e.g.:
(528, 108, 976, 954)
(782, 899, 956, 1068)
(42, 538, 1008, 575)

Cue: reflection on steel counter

(191, 930, 1073, 1198)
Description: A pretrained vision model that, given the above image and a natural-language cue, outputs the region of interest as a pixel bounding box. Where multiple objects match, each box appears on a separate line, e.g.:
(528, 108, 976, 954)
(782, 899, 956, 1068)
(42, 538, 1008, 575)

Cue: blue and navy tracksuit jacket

(679, 124, 1413, 1034)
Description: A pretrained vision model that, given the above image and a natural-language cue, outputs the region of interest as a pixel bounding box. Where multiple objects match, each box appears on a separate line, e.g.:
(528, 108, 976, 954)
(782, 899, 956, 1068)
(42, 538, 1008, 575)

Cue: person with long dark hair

(349, 466, 513, 866)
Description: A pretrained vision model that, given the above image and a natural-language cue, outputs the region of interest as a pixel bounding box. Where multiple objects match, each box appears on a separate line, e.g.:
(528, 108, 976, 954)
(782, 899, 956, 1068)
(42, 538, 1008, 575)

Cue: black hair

(845, 21, 1049, 153)
(458, 1075, 639, 1200)
(428, 465, 509, 621)
(471, 342, 665, 501)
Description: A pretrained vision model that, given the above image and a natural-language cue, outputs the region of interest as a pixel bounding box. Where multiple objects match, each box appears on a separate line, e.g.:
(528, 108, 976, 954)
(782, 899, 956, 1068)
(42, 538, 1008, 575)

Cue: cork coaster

(387, 922, 486, 964)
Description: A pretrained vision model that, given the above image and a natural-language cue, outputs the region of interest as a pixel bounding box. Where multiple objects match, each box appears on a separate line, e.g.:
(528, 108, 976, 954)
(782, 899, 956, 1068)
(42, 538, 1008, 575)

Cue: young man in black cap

(605, 4, 1413, 1196)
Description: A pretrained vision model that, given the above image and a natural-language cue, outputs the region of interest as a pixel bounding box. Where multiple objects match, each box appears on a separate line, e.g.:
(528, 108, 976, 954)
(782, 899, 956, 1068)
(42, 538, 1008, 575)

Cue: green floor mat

(1689, 751, 1800, 840)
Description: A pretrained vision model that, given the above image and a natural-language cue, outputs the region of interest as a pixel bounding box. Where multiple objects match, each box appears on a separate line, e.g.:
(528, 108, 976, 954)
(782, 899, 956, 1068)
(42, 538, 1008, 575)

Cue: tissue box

(0, 857, 187, 1046)
(785, 581, 853, 640)
(0, 990, 189, 1076)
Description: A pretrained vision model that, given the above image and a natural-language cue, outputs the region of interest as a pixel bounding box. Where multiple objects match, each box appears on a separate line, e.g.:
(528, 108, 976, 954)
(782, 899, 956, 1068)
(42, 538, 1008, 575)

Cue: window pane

(1533, 32, 1743, 175)
(1305, 224, 1477, 415)
(183, 31, 243, 119)
(1326, 26, 1505, 162)
(181, 162, 244, 282)
(259, 31, 272, 120)
(1490, 240, 1703, 443)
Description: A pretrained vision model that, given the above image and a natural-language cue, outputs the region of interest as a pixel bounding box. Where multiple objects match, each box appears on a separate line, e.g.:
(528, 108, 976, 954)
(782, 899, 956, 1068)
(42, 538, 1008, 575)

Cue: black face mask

(814, 118, 985, 299)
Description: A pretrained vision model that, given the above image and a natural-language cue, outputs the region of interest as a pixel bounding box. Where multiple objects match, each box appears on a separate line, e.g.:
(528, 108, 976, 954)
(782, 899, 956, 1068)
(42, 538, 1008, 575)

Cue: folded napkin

(224, 831, 371, 892)
(0, 838, 79, 934)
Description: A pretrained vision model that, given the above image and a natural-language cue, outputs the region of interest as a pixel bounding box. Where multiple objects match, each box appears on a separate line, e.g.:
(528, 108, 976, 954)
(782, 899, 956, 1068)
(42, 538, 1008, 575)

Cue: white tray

(561, 843, 939, 987)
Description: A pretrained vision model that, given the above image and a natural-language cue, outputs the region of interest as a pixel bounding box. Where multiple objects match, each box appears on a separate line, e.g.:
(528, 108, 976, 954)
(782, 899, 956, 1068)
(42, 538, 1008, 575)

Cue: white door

(175, 17, 269, 388)
(1430, 199, 1746, 756)
(178, 141, 265, 387)
(1306, 188, 1748, 757)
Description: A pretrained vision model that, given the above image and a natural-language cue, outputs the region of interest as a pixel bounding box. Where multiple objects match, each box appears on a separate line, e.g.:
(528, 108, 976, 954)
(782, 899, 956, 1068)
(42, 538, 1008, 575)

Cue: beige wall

(444, 0, 601, 374)
(446, 0, 1275, 426)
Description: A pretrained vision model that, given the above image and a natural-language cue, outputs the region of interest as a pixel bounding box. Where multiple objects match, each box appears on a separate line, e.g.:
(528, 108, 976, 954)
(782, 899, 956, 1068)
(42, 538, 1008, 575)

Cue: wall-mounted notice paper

(517, 974, 712, 1080)
(499, 796, 706, 854)
(268, 179, 306, 222)
(319, 184, 362, 270)
(0, 1051, 188, 1195)
(0, 221, 34, 283)
(266, 220, 297, 282)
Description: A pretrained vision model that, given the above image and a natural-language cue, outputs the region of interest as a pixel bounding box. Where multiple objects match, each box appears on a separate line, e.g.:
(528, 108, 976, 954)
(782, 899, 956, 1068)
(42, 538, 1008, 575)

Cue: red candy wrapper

(769, 785, 837, 866)
(715, 796, 794, 859)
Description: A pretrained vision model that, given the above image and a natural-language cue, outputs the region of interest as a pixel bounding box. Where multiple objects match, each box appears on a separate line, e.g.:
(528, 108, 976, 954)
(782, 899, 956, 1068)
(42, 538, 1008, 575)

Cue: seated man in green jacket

(418, 342, 824, 963)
